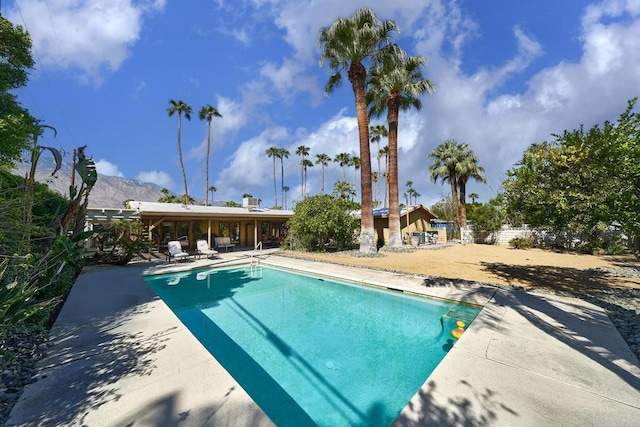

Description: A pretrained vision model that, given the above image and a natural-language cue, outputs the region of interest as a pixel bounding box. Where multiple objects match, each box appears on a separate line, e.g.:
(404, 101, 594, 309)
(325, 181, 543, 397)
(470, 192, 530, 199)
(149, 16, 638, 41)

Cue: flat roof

(128, 201, 293, 219)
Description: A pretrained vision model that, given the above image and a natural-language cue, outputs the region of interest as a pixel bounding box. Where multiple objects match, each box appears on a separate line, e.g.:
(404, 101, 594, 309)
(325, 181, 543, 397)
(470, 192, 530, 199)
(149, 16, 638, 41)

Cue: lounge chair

(196, 240, 219, 259)
(167, 240, 192, 262)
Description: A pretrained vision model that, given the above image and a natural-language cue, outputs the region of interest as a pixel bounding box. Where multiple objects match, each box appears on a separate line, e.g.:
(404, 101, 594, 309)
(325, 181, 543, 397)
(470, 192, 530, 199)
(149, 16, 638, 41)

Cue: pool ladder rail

(251, 241, 263, 266)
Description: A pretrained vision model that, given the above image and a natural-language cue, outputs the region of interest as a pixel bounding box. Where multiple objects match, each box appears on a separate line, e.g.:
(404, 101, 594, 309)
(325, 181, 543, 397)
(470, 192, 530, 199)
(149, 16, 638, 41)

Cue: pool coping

(7, 251, 640, 426)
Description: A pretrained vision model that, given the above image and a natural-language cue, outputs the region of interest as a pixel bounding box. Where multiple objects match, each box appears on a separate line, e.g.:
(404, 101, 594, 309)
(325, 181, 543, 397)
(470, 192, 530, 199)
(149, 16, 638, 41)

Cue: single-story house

(370, 205, 445, 245)
(122, 199, 293, 252)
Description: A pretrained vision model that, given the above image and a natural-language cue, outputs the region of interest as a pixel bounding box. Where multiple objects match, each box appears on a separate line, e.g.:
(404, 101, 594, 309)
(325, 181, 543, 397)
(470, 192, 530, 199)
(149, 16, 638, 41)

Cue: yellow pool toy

(451, 320, 466, 339)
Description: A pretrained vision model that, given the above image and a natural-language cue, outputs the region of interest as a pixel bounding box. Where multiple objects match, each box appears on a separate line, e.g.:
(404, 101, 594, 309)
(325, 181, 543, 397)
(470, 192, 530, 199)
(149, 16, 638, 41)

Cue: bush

(509, 236, 533, 249)
(285, 195, 359, 252)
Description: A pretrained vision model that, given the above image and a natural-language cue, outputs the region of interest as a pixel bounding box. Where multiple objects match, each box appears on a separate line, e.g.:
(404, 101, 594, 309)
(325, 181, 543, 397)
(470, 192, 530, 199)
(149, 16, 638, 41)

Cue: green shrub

(285, 195, 359, 252)
(509, 236, 533, 249)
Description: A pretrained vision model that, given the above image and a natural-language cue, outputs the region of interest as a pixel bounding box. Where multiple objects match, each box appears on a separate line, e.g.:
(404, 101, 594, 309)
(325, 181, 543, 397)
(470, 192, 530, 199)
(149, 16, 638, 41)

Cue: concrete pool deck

(7, 250, 640, 426)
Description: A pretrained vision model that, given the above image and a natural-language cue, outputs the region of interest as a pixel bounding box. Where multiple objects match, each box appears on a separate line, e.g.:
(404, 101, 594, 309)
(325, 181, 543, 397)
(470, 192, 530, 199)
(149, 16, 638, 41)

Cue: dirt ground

(283, 244, 640, 294)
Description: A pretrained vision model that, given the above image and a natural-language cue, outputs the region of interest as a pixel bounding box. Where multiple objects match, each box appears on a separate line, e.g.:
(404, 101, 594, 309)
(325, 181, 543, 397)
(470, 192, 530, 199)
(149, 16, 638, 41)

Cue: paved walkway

(7, 250, 640, 426)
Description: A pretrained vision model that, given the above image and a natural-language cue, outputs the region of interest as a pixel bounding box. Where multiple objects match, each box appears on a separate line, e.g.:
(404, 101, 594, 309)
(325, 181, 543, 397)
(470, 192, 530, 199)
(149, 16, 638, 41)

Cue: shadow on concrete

(392, 379, 519, 426)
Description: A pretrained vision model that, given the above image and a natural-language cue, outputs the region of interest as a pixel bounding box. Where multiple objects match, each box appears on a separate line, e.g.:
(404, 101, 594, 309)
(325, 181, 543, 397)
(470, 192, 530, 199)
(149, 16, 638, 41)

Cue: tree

(370, 124, 388, 207)
(158, 188, 181, 203)
(315, 153, 331, 194)
(302, 158, 314, 198)
(380, 145, 389, 207)
(333, 180, 356, 200)
(199, 105, 222, 206)
(502, 98, 640, 249)
(277, 148, 290, 208)
(167, 99, 192, 205)
(469, 192, 479, 205)
(285, 194, 359, 251)
(350, 156, 361, 191)
(0, 16, 38, 167)
(243, 193, 253, 198)
(208, 185, 217, 205)
(296, 145, 310, 198)
(430, 195, 455, 223)
(282, 185, 290, 209)
(319, 6, 397, 254)
(368, 45, 435, 248)
(266, 147, 279, 206)
(429, 140, 464, 232)
(456, 145, 486, 228)
(334, 152, 351, 181)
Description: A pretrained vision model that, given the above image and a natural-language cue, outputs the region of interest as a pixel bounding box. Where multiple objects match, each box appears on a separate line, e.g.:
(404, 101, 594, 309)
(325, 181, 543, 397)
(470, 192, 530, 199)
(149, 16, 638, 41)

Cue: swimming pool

(144, 265, 480, 426)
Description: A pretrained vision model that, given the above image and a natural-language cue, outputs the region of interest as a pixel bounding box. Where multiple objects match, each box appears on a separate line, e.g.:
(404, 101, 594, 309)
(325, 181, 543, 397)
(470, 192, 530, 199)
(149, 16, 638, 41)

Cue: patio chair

(196, 240, 219, 259)
(167, 240, 192, 262)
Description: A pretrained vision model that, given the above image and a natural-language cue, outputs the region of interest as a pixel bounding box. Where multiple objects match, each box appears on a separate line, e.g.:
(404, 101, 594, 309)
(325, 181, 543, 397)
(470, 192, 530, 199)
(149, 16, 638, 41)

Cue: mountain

(13, 157, 165, 208)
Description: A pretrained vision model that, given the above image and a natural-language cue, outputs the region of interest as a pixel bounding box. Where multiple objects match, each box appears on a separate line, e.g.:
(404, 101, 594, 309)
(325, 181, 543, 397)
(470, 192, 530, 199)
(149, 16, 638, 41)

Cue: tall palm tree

(429, 140, 465, 232)
(266, 146, 279, 207)
(405, 180, 414, 205)
(315, 153, 331, 194)
(277, 148, 290, 207)
(334, 152, 351, 181)
(469, 192, 480, 205)
(370, 124, 388, 207)
(350, 156, 361, 190)
(167, 99, 193, 205)
(199, 105, 222, 206)
(456, 145, 486, 227)
(302, 158, 314, 197)
(282, 185, 290, 209)
(319, 6, 397, 254)
(296, 145, 310, 198)
(380, 145, 389, 207)
(371, 171, 379, 206)
(208, 185, 217, 206)
(368, 45, 435, 247)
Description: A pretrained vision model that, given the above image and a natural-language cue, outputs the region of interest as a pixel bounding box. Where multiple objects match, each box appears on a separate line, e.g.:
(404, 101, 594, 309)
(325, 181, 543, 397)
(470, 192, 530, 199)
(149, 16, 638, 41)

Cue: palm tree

(296, 145, 310, 198)
(429, 140, 465, 232)
(333, 180, 356, 200)
(319, 6, 397, 254)
(315, 153, 331, 194)
(199, 105, 222, 206)
(370, 124, 388, 207)
(371, 171, 379, 206)
(334, 152, 351, 181)
(167, 99, 193, 205)
(380, 145, 389, 207)
(277, 148, 290, 207)
(405, 180, 414, 205)
(469, 192, 480, 205)
(282, 185, 290, 209)
(266, 147, 279, 207)
(456, 145, 486, 227)
(302, 158, 314, 197)
(350, 156, 361, 190)
(368, 45, 435, 247)
(208, 185, 217, 205)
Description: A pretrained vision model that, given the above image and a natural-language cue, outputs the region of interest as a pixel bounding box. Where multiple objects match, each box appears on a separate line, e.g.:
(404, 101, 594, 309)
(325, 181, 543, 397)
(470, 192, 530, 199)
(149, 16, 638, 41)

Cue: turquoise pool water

(144, 265, 480, 426)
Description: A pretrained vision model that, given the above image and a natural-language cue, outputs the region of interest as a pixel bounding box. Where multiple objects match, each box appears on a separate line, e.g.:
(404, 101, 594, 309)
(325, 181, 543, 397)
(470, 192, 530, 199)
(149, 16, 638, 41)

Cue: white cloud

(215, 126, 290, 203)
(136, 170, 174, 189)
(6, 0, 166, 84)
(95, 159, 124, 177)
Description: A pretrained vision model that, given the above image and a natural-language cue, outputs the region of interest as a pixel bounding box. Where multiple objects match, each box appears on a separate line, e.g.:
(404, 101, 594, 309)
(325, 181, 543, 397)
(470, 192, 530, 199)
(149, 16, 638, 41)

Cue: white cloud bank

(6, 0, 166, 84)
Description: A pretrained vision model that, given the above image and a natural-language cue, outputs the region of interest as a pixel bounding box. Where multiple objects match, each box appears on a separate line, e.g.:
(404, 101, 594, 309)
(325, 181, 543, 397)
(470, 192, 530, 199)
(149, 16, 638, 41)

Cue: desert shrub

(509, 236, 533, 249)
(285, 195, 358, 252)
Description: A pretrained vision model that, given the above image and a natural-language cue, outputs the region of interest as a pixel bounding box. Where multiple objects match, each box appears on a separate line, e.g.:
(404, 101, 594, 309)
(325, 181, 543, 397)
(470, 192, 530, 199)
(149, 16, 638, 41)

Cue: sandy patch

(281, 244, 640, 293)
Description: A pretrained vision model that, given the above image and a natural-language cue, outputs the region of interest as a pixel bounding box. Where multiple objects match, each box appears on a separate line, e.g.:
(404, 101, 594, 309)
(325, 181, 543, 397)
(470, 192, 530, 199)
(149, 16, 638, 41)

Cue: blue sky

(5, 0, 640, 208)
